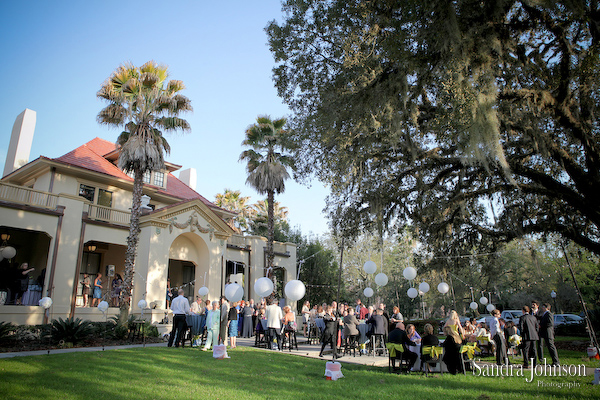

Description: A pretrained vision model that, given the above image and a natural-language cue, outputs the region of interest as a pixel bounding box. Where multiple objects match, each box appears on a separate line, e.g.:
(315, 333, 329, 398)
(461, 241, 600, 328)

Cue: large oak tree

(267, 0, 600, 255)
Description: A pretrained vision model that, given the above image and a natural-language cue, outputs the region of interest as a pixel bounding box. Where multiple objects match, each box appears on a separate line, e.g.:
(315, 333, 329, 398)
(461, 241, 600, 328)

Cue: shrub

(143, 322, 159, 337)
(0, 321, 16, 343)
(51, 317, 94, 344)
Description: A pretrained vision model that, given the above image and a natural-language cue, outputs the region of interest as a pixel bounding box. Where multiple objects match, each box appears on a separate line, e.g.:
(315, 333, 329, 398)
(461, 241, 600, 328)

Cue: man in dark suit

(388, 322, 418, 370)
(531, 300, 543, 362)
(519, 305, 539, 368)
(539, 303, 560, 366)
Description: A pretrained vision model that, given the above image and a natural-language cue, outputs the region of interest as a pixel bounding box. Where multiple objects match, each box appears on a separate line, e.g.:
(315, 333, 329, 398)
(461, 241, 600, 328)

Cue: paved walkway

(0, 335, 388, 367)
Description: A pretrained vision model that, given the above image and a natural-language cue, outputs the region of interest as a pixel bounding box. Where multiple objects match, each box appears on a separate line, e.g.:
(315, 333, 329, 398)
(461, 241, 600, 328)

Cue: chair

(343, 334, 359, 357)
(460, 343, 480, 375)
(476, 336, 493, 356)
(421, 345, 444, 376)
(282, 326, 298, 351)
(307, 321, 320, 345)
(254, 320, 268, 348)
(370, 334, 387, 357)
(386, 343, 406, 373)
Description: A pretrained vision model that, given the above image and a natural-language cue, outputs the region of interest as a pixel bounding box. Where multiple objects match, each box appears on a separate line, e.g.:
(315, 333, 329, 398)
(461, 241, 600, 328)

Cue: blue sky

(0, 0, 330, 237)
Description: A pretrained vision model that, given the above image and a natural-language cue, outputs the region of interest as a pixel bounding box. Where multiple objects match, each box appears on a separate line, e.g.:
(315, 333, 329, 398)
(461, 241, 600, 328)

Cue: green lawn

(0, 346, 598, 400)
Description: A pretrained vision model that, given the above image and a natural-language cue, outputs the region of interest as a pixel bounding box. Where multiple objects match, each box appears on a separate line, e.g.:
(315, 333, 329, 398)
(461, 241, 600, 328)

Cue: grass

(0, 346, 598, 400)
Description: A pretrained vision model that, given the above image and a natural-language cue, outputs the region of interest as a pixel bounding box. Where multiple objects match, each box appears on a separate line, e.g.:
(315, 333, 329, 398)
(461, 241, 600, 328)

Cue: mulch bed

(1, 336, 163, 353)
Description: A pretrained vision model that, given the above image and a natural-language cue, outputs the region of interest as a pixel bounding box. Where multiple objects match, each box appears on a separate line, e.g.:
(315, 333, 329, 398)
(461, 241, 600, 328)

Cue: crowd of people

(165, 293, 561, 375)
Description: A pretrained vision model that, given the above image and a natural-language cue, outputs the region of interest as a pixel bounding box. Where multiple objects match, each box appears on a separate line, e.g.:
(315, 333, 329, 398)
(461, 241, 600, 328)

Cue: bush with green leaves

(0, 321, 16, 343)
(51, 317, 94, 345)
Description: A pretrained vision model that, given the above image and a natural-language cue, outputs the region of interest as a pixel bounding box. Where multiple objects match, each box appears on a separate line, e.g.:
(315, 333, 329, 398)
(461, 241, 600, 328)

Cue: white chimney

(179, 167, 197, 190)
(3, 109, 36, 177)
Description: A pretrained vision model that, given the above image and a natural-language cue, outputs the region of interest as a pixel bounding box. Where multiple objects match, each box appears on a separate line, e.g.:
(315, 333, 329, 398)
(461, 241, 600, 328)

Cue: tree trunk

(266, 189, 275, 279)
(119, 168, 144, 323)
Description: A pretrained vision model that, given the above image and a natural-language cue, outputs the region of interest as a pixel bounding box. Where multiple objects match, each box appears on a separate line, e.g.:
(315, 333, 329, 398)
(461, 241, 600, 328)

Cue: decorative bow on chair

(460, 344, 481, 360)
(422, 346, 443, 359)
(385, 343, 404, 357)
(476, 335, 489, 345)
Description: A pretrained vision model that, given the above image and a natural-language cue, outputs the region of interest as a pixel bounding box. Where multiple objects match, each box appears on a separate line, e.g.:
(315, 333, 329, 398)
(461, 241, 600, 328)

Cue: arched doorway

(168, 232, 209, 302)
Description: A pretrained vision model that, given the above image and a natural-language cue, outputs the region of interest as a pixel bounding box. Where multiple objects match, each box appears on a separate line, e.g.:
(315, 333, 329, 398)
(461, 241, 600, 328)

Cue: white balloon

(403, 267, 417, 280)
(39, 296, 53, 309)
(418, 282, 430, 293)
(486, 304, 495, 312)
(374, 273, 388, 286)
(284, 280, 306, 301)
(407, 287, 419, 298)
(98, 300, 109, 312)
(198, 286, 209, 296)
(437, 282, 450, 294)
(254, 277, 274, 298)
(363, 287, 374, 298)
(480, 296, 488, 305)
(225, 283, 244, 302)
(470, 301, 478, 310)
(363, 261, 377, 275)
(138, 299, 147, 309)
(1, 246, 16, 259)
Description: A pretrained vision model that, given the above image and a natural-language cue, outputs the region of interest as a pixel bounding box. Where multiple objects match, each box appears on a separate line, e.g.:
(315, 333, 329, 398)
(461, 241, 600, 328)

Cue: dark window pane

(79, 184, 95, 202)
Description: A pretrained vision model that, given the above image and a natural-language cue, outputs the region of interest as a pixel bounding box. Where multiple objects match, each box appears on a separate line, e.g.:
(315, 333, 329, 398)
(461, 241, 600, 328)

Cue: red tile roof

(52, 137, 217, 208)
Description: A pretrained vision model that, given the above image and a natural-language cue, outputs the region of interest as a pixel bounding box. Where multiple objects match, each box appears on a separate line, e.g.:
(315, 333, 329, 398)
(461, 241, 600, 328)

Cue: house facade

(0, 136, 296, 325)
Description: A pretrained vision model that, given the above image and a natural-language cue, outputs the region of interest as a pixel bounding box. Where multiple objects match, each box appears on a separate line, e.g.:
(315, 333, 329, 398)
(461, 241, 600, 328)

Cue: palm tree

(240, 116, 294, 278)
(214, 189, 252, 232)
(248, 199, 290, 238)
(97, 61, 192, 318)
(250, 199, 289, 221)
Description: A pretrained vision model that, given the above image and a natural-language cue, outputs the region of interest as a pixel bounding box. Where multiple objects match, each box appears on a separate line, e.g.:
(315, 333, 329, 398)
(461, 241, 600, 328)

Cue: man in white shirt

(168, 289, 190, 348)
(266, 297, 283, 350)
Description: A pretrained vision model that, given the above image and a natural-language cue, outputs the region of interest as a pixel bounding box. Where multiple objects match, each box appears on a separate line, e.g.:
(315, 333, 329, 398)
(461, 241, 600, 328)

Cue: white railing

(229, 234, 249, 247)
(0, 182, 58, 209)
(87, 204, 131, 225)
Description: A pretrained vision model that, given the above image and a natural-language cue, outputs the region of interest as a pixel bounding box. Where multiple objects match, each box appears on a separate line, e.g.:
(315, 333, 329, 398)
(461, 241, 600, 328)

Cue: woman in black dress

(319, 306, 339, 359)
(442, 325, 463, 374)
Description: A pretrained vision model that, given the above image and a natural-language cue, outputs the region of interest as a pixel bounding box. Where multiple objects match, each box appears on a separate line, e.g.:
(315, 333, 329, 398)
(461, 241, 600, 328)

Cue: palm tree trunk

(119, 168, 144, 322)
(266, 189, 275, 279)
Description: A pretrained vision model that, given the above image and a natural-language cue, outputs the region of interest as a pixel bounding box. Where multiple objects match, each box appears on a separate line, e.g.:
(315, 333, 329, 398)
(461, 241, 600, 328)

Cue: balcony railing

(0, 182, 58, 209)
(87, 204, 131, 226)
(229, 234, 249, 247)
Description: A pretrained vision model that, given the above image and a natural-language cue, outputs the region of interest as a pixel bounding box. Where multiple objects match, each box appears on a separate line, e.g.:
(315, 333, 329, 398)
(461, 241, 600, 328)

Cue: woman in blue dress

(228, 301, 239, 348)
(92, 273, 103, 307)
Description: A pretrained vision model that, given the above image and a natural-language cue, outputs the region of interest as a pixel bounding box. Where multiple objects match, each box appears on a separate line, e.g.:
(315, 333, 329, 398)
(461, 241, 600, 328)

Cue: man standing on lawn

(266, 297, 283, 350)
(219, 296, 229, 345)
(519, 305, 539, 368)
(168, 289, 190, 348)
(539, 303, 560, 366)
